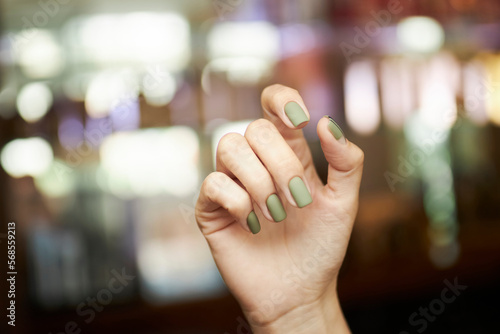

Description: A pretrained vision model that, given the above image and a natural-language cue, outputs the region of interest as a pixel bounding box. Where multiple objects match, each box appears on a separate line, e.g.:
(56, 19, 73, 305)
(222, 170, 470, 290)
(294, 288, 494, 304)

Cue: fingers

(244, 119, 312, 208)
(317, 116, 364, 197)
(197, 84, 321, 237)
(196, 171, 260, 235)
(216, 132, 286, 222)
(215, 118, 314, 228)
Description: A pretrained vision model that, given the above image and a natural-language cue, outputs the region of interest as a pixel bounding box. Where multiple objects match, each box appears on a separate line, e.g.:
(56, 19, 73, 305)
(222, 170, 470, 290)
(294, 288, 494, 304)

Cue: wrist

(248, 284, 350, 334)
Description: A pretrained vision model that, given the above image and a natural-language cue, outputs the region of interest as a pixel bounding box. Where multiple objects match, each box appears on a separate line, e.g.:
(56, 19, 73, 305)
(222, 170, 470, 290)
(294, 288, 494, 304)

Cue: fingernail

(266, 194, 287, 222)
(285, 101, 308, 127)
(247, 211, 261, 234)
(325, 116, 346, 145)
(288, 176, 312, 208)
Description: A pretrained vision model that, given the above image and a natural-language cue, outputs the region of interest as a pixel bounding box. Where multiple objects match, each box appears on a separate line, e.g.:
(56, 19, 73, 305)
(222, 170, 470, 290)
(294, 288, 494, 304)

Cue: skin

(195, 84, 364, 333)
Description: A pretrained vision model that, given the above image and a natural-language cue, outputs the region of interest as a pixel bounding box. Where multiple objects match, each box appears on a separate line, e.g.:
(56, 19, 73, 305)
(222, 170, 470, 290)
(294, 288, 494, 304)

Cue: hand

(195, 84, 364, 333)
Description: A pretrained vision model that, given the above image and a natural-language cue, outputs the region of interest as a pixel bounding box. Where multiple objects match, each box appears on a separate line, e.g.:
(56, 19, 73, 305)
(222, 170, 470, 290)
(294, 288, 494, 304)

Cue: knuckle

(262, 84, 293, 103)
(217, 132, 245, 158)
(276, 155, 303, 175)
(247, 118, 274, 132)
(218, 133, 255, 171)
(263, 83, 291, 96)
(226, 192, 251, 217)
(262, 84, 280, 96)
(203, 172, 227, 199)
(245, 119, 276, 145)
(202, 174, 217, 198)
(284, 87, 299, 96)
(252, 171, 273, 190)
(219, 132, 244, 148)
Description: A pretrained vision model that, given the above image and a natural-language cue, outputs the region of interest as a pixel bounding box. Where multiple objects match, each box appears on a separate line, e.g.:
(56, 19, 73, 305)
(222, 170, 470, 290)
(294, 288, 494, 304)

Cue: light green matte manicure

(326, 116, 346, 145)
(285, 101, 308, 127)
(266, 194, 287, 222)
(289, 176, 313, 208)
(247, 211, 261, 234)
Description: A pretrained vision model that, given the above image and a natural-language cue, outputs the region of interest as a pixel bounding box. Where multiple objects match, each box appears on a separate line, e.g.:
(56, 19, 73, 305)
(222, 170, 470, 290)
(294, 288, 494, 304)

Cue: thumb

(317, 116, 364, 197)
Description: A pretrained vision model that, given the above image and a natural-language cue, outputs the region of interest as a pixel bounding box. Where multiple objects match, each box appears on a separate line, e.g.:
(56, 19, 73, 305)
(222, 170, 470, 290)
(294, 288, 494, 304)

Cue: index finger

(260, 84, 314, 167)
(261, 84, 311, 139)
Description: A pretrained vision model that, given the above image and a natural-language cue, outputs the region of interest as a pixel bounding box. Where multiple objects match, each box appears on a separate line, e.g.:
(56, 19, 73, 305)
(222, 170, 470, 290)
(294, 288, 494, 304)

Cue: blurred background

(0, 0, 499, 333)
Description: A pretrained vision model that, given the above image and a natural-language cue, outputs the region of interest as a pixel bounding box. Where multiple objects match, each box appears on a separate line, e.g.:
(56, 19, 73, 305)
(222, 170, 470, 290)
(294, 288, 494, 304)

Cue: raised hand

(196, 84, 364, 333)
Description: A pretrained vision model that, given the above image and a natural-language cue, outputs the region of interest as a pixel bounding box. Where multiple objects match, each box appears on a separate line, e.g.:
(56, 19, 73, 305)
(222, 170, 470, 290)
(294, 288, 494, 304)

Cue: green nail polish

(266, 194, 287, 222)
(285, 101, 308, 127)
(326, 116, 346, 145)
(289, 177, 313, 208)
(247, 211, 261, 234)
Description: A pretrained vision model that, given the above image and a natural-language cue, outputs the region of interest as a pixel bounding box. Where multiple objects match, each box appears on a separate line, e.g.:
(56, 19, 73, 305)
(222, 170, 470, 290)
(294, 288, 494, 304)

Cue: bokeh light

(68, 12, 190, 70)
(484, 54, 500, 126)
(137, 238, 223, 303)
(380, 58, 415, 130)
(463, 59, 489, 125)
(1, 137, 54, 178)
(207, 21, 279, 61)
(85, 70, 138, 118)
(204, 21, 279, 86)
(344, 60, 380, 135)
(16, 82, 53, 123)
(397, 16, 445, 54)
(15, 29, 64, 78)
(142, 69, 177, 107)
(99, 127, 199, 198)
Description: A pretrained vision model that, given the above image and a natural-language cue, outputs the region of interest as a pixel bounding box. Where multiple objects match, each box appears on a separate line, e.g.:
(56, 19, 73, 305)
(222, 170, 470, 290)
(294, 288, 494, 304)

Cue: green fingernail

(326, 116, 346, 145)
(285, 101, 308, 127)
(247, 211, 261, 234)
(289, 177, 312, 208)
(266, 194, 287, 222)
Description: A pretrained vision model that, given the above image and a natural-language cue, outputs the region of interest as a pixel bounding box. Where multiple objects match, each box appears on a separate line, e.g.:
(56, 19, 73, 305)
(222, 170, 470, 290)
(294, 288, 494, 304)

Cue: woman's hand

(195, 84, 364, 333)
